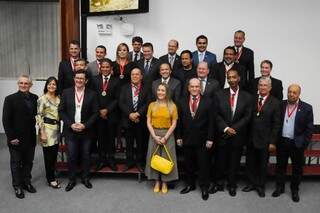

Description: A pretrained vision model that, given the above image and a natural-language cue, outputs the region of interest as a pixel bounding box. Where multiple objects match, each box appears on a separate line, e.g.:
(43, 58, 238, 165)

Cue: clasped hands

(153, 135, 167, 145)
(71, 123, 86, 132)
(129, 112, 140, 123)
(176, 139, 214, 149)
(99, 109, 108, 119)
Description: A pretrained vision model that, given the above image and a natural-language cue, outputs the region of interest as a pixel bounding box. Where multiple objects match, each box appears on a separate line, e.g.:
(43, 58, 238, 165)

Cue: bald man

(159, 39, 182, 73)
(272, 84, 314, 202)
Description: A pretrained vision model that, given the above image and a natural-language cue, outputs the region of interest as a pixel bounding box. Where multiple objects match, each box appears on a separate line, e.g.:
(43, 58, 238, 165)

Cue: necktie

(103, 76, 109, 91)
(199, 53, 204, 62)
(145, 60, 150, 74)
(163, 79, 168, 84)
(134, 53, 138, 62)
(169, 56, 174, 68)
(258, 97, 263, 107)
(200, 79, 205, 95)
(230, 93, 236, 108)
(192, 96, 198, 114)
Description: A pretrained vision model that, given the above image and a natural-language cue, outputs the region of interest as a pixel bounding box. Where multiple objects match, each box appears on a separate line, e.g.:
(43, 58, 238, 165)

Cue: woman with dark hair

(36, 76, 61, 188)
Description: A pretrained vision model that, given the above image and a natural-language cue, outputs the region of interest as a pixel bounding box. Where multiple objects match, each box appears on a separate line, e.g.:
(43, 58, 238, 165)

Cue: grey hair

(17, 74, 33, 85)
(258, 76, 272, 87)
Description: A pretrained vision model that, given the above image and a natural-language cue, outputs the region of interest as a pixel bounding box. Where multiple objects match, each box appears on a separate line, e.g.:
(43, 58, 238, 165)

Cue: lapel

(17, 92, 32, 116)
(233, 90, 243, 120)
(128, 84, 134, 110)
(203, 79, 210, 95)
(193, 96, 204, 119)
(224, 89, 233, 121)
(67, 59, 73, 72)
(98, 75, 103, 91)
(294, 100, 303, 127)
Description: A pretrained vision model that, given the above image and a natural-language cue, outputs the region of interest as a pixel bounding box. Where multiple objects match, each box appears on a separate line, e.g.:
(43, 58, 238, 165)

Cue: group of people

(2, 30, 314, 203)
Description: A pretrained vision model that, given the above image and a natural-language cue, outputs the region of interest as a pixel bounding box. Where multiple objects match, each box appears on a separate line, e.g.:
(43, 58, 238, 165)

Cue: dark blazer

(250, 95, 281, 149)
(112, 61, 137, 86)
(210, 61, 247, 89)
(280, 100, 314, 148)
(58, 59, 74, 93)
(159, 54, 182, 72)
(182, 78, 220, 100)
(91, 74, 120, 123)
(172, 66, 197, 87)
(137, 57, 160, 89)
(237, 46, 255, 83)
(215, 88, 252, 147)
(2, 91, 38, 149)
(128, 51, 144, 62)
(118, 82, 149, 128)
(192, 50, 217, 69)
(151, 77, 181, 102)
(176, 95, 215, 147)
(58, 87, 99, 137)
(248, 76, 283, 100)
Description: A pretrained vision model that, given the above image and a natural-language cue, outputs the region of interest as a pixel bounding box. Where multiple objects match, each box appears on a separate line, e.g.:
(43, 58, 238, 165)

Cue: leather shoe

(22, 183, 36, 193)
(201, 188, 209, 200)
(272, 187, 284, 197)
(291, 190, 300, 202)
(65, 181, 76, 192)
(256, 187, 265, 197)
(242, 185, 255, 192)
(81, 179, 92, 189)
(14, 187, 24, 199)
(209, 184, 224, 194)
(180, 185, 196, 194)
(228, 187, 237, 197)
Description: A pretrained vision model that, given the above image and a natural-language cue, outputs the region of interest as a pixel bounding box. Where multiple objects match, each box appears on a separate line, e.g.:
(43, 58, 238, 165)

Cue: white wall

(86, 0, 320, 122)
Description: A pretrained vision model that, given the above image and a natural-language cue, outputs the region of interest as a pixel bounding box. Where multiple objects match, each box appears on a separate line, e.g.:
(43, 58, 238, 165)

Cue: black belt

(281, 137, 294, 142)
(43, 117, 59, 125)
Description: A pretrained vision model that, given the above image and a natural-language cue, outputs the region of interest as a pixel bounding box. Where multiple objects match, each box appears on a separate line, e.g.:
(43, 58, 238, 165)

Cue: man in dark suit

(176, 78, 215, 201)
(137, 42, 159, 89)
(128, 36, 144, 62)
(212, 69, 252, 197)
(2, 74, 38, 199)
(272, 84, 314, 202)
(210, 46, 247, 89)
(242, 77, 281, 197)
(248, 60, 283, 100)
(87, 45, 107, 77)
(159, 39, 182, 73)
(151, 62, 181, 102)
(119, 67, 149, 171)
(91, 59, 119, 171)
(192, 35, 217, 69)
(59, 70, 99, 191)
(58, 40, 81, 94)
(234, 30, 255, 83)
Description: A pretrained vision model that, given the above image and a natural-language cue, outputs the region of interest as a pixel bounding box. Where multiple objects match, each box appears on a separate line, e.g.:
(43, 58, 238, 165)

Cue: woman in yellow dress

(36, 77, 61, 188)
(145, 83, 178, 194)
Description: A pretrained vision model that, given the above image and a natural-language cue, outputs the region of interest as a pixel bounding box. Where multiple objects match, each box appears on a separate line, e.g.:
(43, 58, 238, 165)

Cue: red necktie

(230, 93, 235, 108)
(192, 96, 198, 113)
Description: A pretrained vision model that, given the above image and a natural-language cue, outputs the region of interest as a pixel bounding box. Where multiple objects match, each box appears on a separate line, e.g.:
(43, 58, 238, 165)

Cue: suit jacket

(118, 82, 149, 128)
(210, 61, 247, 89)
(91, 74, 120, 123)
(112, 61, 137, 86)
(237, 46, 255, 83)
(248, 76, 283, 101)
(182, 78, 220, 100)
(128, 51, 144, 62)
(215, 88, 252, 147)
(2, 91, 38, 149)
(176, 95, 215, 147)
(58, 87, 99, 137)
(159, 54, 182, 72)
(250, 95, 281, 149)
(280, 100, 314, 148)
(58, 59, 74, 94)
(151, 77, 181, 102)
(172, 66, 197, 87)
(192, 50, 217, 69)
(87, 60, 100, 77)
(137, 57, 160, 89)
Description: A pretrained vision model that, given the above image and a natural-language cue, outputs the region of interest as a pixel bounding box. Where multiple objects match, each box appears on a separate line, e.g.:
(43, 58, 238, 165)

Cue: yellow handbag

(150, 144, 174, 174)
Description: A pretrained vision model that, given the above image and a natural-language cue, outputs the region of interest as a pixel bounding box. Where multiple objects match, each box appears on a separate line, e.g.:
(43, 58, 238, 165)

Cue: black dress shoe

(81, 179, 92, 189)
(291, 190, 300, 202)
(14, 187, 24, 199)
(242, 185, 255, 192)
(95, 162, 106, 171)
(271, 187, 284, 197)
(180, 185, 196, 194)
(256, 187, 265, 197)
(201, 188, 209, 200)
(65, 181, 76, 192)
(209, 184, 224, 194)
(22, 183, 37, 193)
(228, 187, 237, 197)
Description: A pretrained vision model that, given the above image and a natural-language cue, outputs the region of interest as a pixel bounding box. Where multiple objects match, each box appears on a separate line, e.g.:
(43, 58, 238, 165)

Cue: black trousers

(275, 138, 305, 191)
(66, 134, 91, 181)
(245, 145, 269, 188)
(97, 118, 116, 162)
(214, 144, 243, 188)
(183, 145, 210, 188)
(9, 145, 35, 187)
(42, 144, 59, 183)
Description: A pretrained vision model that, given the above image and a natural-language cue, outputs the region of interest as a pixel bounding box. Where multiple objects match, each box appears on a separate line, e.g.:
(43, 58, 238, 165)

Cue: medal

(119, 74, 124, 79)
(101, 91, 106, 96)
(191, 112, 195, 118)
(256, 112, 260, 117)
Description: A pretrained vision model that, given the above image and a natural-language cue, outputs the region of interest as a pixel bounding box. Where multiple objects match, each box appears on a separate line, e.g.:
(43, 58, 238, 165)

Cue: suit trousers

(42, 144, 59, 183)
(183, 145, 210, 188)
(275, 138, 305, 191)
(66, 134, 91, 181)
(9, 145, 35, 187)
(97, 118, 116, 162)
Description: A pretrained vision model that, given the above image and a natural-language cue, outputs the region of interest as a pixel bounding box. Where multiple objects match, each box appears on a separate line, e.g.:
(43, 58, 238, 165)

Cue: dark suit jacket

(159, 54, 182, 72)
(118, 82, 149, 128)
(237, 46, 255, 83)
(248, 76, 283, 101)
(91, 74, 120, 124)
(215, 88, 252, 147)
(172, 66, 197, 87)
(151, 77, 181, 102)
(250, 95, 281, 149)
(137, 57, 160, 89)
(176, 95, 215, 147)
(112, 61, 137, 87)
(182, 78, 220, 100)
(2, 91, 38, 149)
(58, 87, 99, 137)
(192, 50, 217, 69)
(210, 61, 247, 89)
(128, 51, 144, 62)
(58, 59, 74, 94)
(280, 100, 314, 148)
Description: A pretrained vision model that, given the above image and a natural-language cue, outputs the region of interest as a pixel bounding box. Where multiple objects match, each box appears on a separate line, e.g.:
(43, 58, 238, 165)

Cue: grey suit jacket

(87, 60, 100, 77)
(151, 77, 181, 102)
